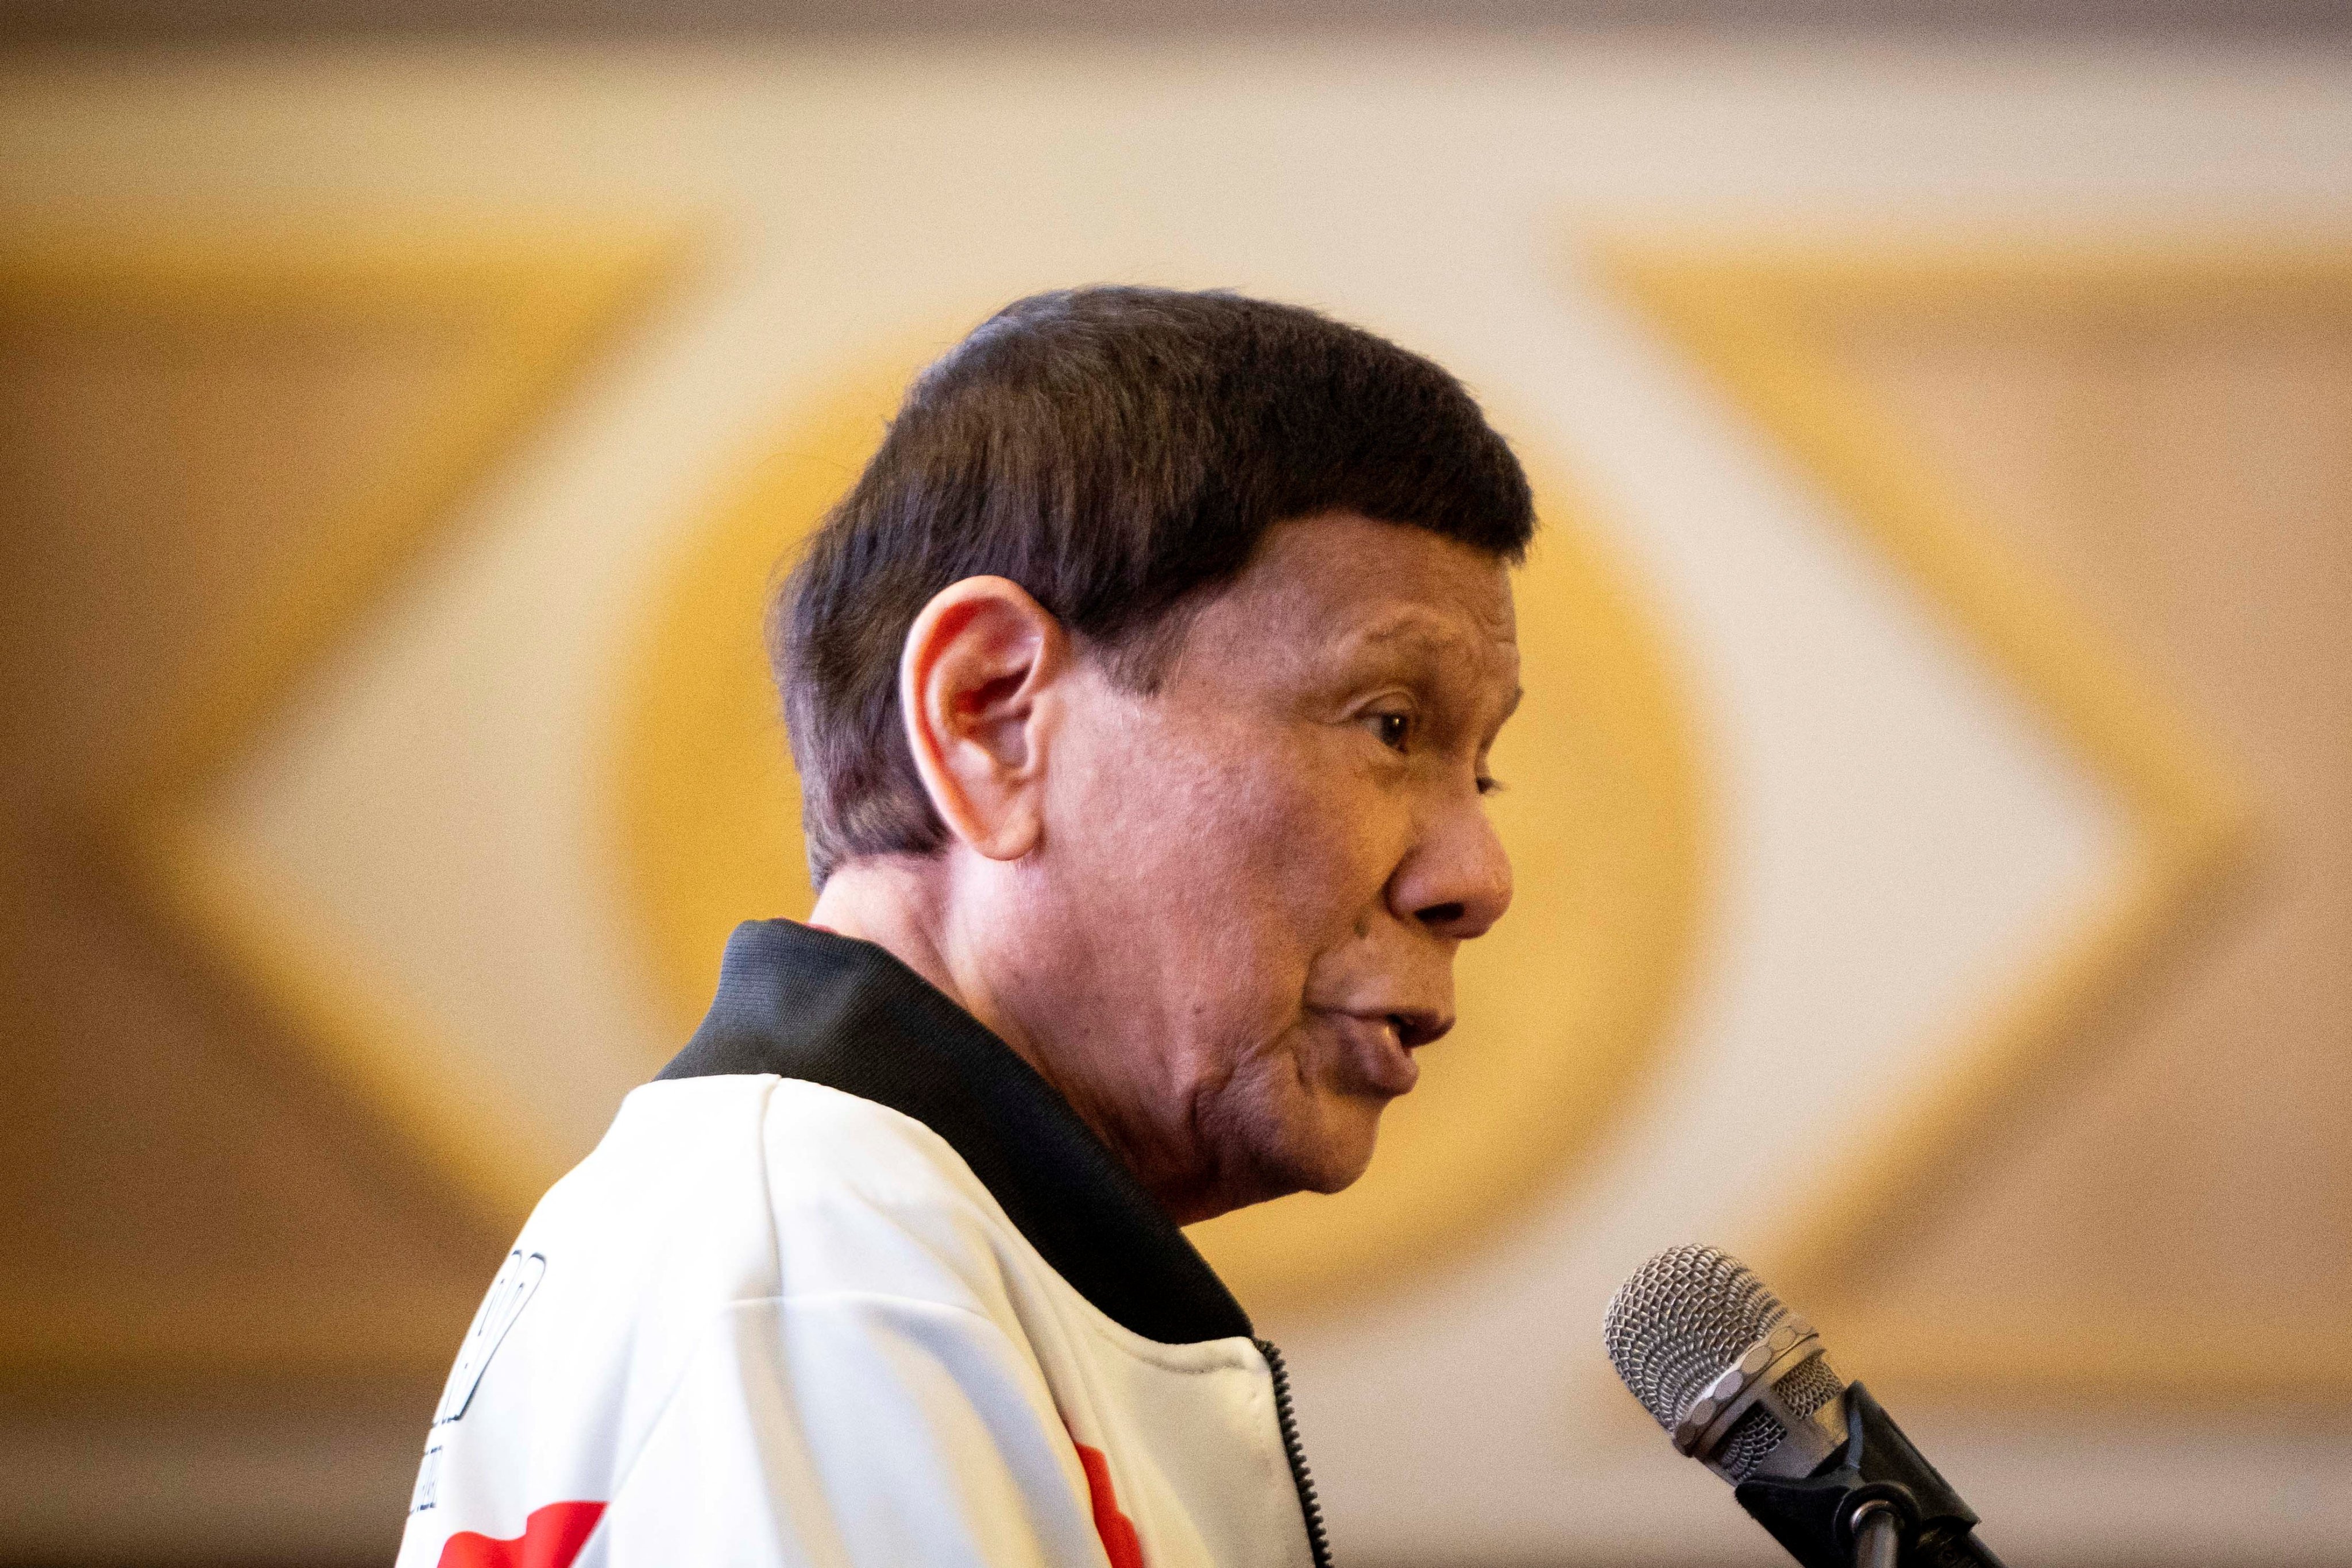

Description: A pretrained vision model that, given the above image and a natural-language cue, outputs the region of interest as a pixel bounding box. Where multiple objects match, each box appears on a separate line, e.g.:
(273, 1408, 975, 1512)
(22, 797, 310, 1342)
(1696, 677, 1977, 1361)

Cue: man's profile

(397, 286, 1533, 1568)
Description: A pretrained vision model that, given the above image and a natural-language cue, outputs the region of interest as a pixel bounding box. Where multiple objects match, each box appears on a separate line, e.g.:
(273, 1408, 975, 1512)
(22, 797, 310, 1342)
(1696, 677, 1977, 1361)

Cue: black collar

(656, 918, 1252, 1346)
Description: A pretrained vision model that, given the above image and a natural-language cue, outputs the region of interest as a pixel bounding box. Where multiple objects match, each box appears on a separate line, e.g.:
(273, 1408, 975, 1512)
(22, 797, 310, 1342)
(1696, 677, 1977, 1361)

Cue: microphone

(1602, 1244, 2007, 1568)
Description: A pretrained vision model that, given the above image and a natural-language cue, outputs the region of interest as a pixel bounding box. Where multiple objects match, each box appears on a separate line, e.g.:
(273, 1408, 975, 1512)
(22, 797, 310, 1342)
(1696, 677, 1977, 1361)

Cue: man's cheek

(1268, 782, 1399, 922)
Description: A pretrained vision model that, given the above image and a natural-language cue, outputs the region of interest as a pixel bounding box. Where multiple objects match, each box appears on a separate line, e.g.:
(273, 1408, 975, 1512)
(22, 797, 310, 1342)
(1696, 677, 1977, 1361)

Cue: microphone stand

(1849, 1500, 1901, 1568)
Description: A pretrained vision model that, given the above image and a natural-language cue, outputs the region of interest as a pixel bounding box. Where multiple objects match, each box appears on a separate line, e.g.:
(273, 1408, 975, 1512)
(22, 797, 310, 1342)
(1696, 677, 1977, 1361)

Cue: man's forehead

(1323, 553, 1519, 661)
(1346, 602, 1517, 657)
(1175, 512, 1519, 689)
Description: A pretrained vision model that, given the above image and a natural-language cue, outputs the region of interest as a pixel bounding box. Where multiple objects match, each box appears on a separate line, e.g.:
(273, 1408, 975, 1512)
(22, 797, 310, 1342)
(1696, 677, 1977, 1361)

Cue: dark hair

(774, 285, 1535, 886)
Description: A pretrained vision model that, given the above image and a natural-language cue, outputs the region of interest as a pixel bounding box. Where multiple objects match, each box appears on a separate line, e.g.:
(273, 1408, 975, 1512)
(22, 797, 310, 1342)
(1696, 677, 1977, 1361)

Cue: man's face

(1029, 512, 1520, 1222)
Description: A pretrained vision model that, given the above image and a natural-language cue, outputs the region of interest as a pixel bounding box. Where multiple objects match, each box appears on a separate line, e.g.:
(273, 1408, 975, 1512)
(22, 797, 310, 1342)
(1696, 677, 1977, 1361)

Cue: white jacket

(395, 920, 1328, 1568)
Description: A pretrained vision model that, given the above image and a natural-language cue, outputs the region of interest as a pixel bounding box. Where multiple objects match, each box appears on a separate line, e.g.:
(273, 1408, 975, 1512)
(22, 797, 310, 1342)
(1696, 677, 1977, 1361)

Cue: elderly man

(398, 287, 1530, 1568)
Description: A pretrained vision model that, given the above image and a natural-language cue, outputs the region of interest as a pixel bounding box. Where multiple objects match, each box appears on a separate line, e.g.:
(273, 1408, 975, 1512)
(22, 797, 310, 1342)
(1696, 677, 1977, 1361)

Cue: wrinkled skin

(810, 511, 1520, 1224)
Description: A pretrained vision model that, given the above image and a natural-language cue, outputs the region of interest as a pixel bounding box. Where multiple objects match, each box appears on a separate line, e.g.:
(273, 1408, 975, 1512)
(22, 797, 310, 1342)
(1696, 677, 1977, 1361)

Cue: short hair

(773, 285, 1535, 886)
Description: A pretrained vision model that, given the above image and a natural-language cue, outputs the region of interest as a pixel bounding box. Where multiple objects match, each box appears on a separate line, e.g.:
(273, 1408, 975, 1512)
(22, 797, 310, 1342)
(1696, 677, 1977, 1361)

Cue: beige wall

(3, 40, 2349, 1566)
(1817, 295, 2352, 1354)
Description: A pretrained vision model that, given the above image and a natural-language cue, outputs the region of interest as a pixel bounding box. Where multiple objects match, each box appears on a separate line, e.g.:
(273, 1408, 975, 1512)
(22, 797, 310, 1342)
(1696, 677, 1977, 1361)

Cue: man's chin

(1177, 1126, 1377, 1223)
(1261, 1100, 1388, 1199)
(1183, 1076, 1389, 1217)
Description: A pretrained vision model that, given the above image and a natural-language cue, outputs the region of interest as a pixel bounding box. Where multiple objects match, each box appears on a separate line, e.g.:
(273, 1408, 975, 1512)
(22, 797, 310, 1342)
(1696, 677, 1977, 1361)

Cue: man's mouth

(1320, 1007, 1451, 1096)
(1383, 1009, 1452, 1050)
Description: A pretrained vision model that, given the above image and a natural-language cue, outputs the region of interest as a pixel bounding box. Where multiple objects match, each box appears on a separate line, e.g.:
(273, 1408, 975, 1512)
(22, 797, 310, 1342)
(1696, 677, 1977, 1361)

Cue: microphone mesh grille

(1601, 1243, 1793, 1430)
(1716, 1406, 1788, 1482)
(1714, 1358, 1845, 1483)
(1776, 1353, 1844, 1420)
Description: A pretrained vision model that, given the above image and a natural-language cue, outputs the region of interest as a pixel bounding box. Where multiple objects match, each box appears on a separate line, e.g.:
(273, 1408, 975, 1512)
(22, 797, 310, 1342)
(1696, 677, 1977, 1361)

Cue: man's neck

(812, 856, 1083, 1106)
(806, 857, 1224, 1222)
(805, 857, 961, 1007)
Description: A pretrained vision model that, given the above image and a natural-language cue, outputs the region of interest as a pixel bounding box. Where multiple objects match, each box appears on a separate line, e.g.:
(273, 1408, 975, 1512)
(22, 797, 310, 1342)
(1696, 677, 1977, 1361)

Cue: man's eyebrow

(1478, 686, 1524, 748)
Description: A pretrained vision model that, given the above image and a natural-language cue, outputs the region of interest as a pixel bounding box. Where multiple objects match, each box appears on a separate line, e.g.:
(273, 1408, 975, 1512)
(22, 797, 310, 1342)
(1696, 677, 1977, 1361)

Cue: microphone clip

(1732, 1383, 2002, 1568)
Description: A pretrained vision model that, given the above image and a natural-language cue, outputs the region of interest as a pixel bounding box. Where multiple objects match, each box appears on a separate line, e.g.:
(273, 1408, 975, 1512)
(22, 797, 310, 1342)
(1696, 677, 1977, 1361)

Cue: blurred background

(2, 3, 2348, 1565)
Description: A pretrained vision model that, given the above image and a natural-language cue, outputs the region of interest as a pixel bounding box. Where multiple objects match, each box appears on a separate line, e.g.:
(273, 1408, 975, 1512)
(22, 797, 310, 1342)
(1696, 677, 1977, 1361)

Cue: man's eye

(1373, 712, 1412, 751)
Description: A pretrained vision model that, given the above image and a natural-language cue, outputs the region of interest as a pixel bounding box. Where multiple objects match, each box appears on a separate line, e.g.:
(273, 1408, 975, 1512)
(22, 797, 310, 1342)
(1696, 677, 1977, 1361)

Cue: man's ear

(898, 576, 1067, 862)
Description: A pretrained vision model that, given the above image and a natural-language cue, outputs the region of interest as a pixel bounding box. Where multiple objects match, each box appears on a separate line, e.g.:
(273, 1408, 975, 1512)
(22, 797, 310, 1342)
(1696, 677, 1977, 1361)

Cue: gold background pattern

(0, 225, 679, 1381)
(1608, 242, 2349, 1401)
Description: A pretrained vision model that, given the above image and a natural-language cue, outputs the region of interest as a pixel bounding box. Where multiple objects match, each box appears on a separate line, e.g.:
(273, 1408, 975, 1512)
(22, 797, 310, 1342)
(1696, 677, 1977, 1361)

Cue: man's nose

(1388, 793, 1513, 941)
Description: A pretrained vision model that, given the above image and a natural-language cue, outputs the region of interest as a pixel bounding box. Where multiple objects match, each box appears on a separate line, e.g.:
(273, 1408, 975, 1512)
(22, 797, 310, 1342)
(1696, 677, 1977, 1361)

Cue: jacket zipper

(1256, 1339, 1333, 1568)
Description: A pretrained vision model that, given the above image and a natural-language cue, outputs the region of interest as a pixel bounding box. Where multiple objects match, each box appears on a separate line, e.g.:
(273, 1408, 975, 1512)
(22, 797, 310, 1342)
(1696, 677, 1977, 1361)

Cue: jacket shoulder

(530, 1073, 1024, 1323)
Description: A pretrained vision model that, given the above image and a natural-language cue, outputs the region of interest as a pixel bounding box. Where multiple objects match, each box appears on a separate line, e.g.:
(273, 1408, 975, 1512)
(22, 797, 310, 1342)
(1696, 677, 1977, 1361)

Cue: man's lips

(1316, 1007, 1453, 1096)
